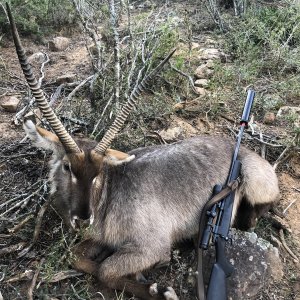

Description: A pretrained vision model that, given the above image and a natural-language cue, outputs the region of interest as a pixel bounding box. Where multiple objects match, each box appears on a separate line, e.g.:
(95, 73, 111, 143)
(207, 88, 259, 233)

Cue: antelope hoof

(164, 287, 179, 300)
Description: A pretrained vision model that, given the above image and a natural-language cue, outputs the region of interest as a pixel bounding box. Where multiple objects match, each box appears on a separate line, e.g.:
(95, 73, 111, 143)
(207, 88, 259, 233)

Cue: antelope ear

(23, 120, 63, 153)
(104, 149, 135, 166)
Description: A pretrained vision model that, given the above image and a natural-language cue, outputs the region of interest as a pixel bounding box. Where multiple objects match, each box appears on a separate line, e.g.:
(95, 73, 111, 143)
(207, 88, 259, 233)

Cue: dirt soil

(1, 17, 300, 300)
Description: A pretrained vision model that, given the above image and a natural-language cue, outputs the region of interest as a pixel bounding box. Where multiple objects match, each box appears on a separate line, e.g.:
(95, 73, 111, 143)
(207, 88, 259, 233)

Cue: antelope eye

(63, 162, 70, 172)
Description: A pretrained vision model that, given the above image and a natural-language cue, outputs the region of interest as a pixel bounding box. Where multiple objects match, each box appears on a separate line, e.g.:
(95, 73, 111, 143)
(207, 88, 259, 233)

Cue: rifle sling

(196, 178, 240, 300)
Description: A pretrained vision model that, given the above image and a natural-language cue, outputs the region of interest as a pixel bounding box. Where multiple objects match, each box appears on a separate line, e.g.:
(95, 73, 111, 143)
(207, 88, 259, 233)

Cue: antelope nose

(80, 209, 91, 220)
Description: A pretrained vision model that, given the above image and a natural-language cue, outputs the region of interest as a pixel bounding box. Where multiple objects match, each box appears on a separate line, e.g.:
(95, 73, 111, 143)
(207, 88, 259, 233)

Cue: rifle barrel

(240, 89, 255, 126)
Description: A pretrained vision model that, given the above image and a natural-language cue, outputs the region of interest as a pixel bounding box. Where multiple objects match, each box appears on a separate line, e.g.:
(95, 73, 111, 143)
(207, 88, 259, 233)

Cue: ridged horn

(6, 3, 81, 154)
(93, 48, 176, 154)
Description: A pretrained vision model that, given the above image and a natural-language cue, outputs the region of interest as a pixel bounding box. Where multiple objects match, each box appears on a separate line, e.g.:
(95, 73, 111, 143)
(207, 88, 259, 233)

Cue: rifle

(196, 89, 256, 300)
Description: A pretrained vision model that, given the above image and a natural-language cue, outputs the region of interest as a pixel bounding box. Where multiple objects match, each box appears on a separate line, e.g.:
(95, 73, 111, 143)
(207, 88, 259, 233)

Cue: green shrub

(0, 0, 76, 36)
(226, 3, 300, 78)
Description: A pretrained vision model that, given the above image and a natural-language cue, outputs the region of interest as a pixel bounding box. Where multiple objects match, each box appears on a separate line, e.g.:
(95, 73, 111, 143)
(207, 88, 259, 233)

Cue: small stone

(173, 102, 185, 111)
(277, 106, 300, 118)
(277, 106, 300, 127)
(206, 60, 214, 68)
(247, 231, 258, 244)
(194, 64, 214, 79)
(200, 48, 224, 60)
(191, 42, 201, 50)
(49, 37, 70, 52)
(149, 283, 158, 296)
(56, 73, 77, 84)
(205, 38, 217, 46)
(0, 96, 20, 112)
(28, 52, 45, 64)
(137, 0, 156, 9)
(195, 87, 207, 96)
(263, 112, 276, 124)
(194, 79, 209, 88)
(159, 127, 183, 142)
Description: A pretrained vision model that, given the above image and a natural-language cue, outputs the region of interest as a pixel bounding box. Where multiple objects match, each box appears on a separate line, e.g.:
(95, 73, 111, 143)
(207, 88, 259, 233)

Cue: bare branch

(109, 0, 121, 106)
(27, 258, 45, 300)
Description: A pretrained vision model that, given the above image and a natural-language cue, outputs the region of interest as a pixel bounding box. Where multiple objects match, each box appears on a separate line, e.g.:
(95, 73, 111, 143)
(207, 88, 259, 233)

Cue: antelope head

(6, 4, 175, 229)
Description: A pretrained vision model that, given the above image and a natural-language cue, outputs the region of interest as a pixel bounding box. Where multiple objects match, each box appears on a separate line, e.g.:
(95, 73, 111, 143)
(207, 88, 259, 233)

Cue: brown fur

(24, 120, 280, 300)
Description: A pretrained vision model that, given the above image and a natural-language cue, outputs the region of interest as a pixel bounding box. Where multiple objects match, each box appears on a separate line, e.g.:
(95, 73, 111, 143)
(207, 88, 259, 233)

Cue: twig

(219, 114, 235, 123)
(49, 81, 86, 107)
(66, 75, 93, 103)
(27, 258, 45, 300)
(0, 180, 42, 210)
(8, 215, 34, 233)
(273, 133, 298, 170)
(0, 234, 11, 238)
(0, 152, 38, 159)
(264, 213, 292, 233)
(251, 136, 283, 148)
(279, 229, 299, 263)
(169, 62, 198, 94)
(270, 234, 282, 249)
(0, 193, 36, 218)
(109, 0, 121, 106)
(18, 195, 53, 258)
(5, 270, 34, 283)
(260, 132, 266, 159)
(38, 53, 50, 86)
(14, 97, 35, 123)
(0, 242, 26, 256)
(40, 270, 83, 283)
(273, 145, 293, 170)
(71, 0, 102, 70)
(282, 190, 300, 215)
(91, 94, 114, 136)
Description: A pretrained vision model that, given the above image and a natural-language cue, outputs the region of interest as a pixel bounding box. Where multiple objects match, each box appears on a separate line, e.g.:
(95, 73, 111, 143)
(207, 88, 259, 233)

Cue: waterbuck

(7, 4, 279, 300)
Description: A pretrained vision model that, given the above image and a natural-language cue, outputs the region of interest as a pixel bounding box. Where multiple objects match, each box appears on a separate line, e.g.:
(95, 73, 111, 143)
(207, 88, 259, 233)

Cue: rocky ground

(0, 3, 300, 300)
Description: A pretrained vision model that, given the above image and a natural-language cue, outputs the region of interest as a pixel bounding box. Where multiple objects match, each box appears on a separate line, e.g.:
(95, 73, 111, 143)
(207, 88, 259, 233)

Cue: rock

(205, 38, 217, 46)
(0, 96, 20, 112)
(263, 112, 276, 124)
(290, 153, 300, 177)
(28, 52, 45, 64)
(137, 0, 156, 9)
(88, 44, 98, 56)
(173, 102, 185, 111)
(49, 37, 70, 52)
(56, 73, 77, 84)
(203, 229, 283, 299)
(194, 87, 207, 96)
(194, 79, 209, 88)
(277, 106, 300, 118)
(159, 116, 197, 142)
(159, 126, 183, 142)
(199, 48, 224, 60)
(194, 64, 214, 79)
(191, 42, 201, 51)
(205, 60, 214, 68)
(277, 106, 300, 127)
